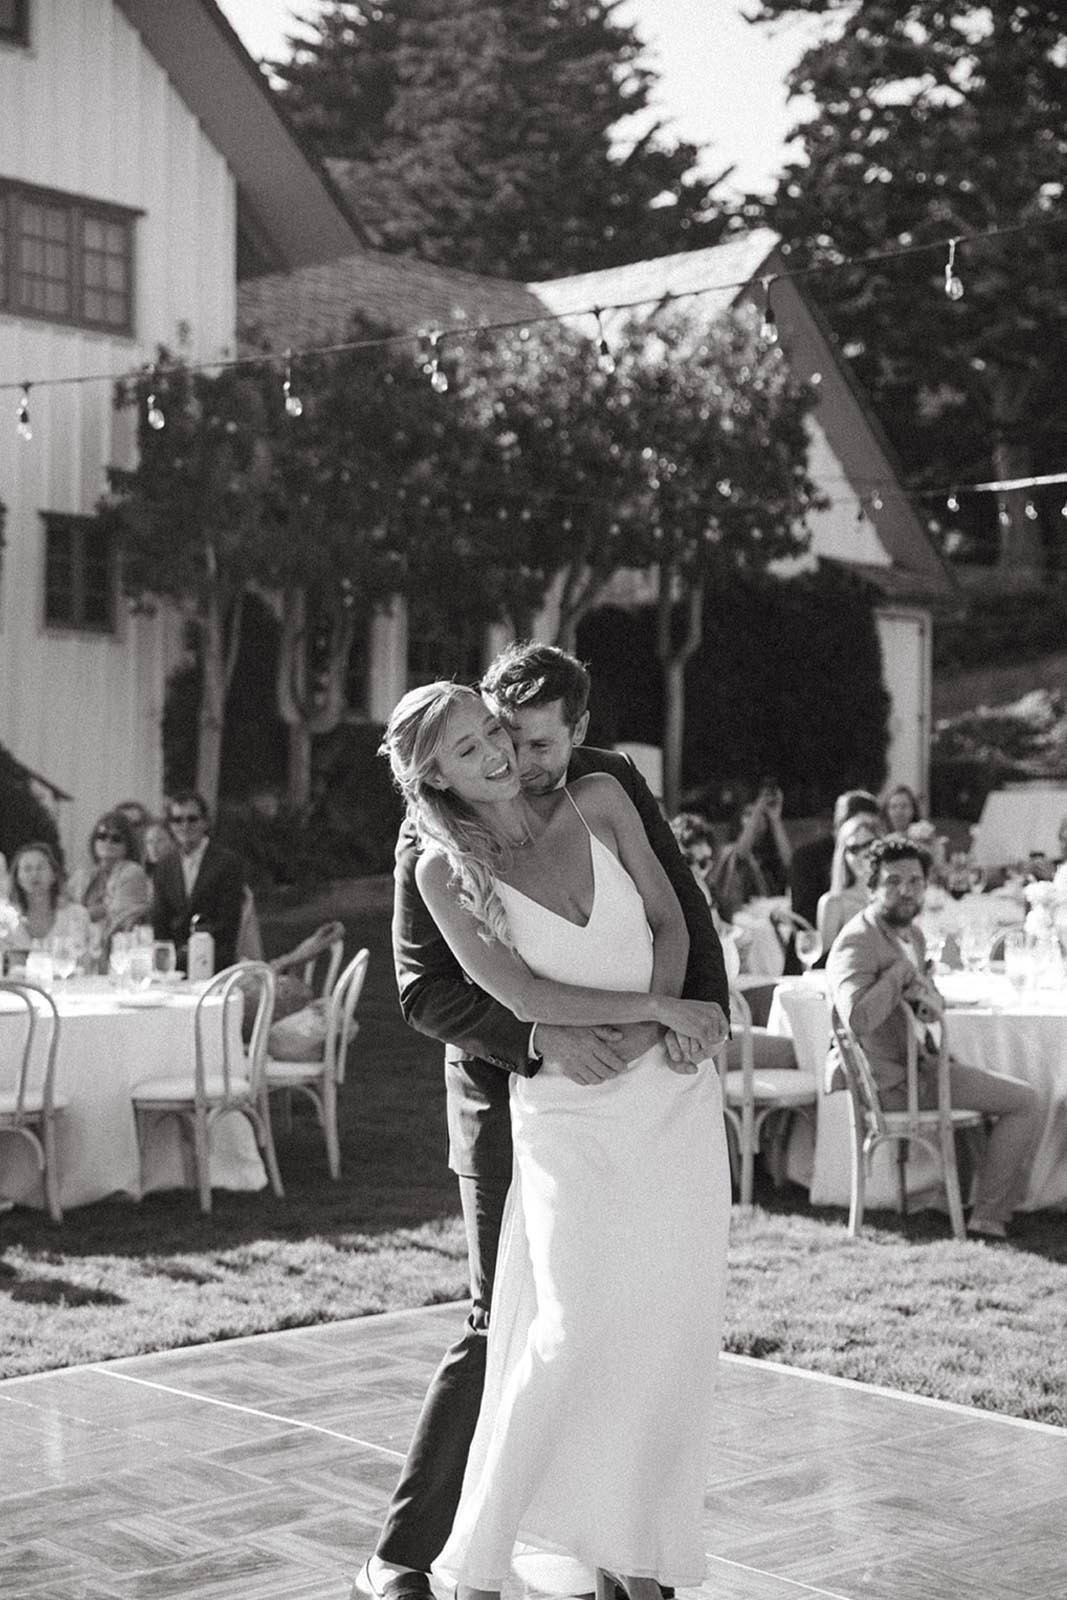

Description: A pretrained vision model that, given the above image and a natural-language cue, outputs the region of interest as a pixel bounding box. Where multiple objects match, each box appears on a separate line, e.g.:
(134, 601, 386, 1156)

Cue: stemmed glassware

(48, 934, 78, 984)
(794, 927, 823, 972)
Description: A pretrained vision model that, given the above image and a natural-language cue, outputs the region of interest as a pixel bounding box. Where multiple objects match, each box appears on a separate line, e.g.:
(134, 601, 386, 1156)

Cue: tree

(749, 1, 1067, 575)
(103, 363, 274, 813)
(272, 0, 731, 277)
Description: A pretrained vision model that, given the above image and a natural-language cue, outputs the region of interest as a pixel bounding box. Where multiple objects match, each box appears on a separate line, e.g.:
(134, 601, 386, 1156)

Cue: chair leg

(940, 1123, 967, 1241)
(255, 1100, 285, 1199)
(41, 1116, 62, 1224)
(323, 1081, 341, 1181)
(192, 1106, 212, 1214)
(848, 1115, 866, 1237)
(896, 1141, 909, 1222)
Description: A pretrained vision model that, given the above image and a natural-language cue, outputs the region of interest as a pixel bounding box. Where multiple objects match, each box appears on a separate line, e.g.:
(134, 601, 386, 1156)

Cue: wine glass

(109, 932, 132, 988)
(48, 934, 77, 984)
(924, 931, 946, 974)
(967, 864, 987, 896)
(794, 927, 823, 972)
(1003, 930, 1030, 998)
(960, 926, 989, 974)
(127, 946, 154, 990)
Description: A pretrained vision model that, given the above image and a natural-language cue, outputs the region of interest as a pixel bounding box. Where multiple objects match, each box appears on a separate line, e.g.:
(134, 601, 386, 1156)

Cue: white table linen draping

(0, 978, 266, 1210)
(768, 971, 1067, 1213)
(970, 788, 1067, 868)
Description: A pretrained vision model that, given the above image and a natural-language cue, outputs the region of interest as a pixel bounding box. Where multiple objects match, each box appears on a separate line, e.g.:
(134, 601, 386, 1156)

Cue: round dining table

(768, 969, 1067, 1214)
(0, 976, 266, 1211)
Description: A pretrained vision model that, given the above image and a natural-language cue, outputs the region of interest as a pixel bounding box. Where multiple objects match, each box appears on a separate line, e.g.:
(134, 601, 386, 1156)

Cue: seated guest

(713, 779, 792, 919)
(70, 809, 151, 948)
(881, 783, 921, 835)
(670, 811, 717, 905)
(826, 834, 1044, 1239)
(142, 817, 178, 887)
(789, 788, 882, 928)
(816, 813, 884, 952)
(6, 841, 91, 954)
(151, 791, 246, 971)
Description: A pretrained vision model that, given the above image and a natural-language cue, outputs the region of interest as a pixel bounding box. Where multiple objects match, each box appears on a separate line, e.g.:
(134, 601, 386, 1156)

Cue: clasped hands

(536, 1000, 729, 1087)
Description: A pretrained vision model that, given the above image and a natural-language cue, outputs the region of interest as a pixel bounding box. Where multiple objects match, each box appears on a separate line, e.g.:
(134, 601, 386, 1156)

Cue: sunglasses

(94, 829, 125, 844)
(168, 813, 203, 826)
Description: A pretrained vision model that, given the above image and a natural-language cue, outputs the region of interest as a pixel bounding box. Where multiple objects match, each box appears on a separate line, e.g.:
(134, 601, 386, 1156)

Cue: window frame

(0, 0, 30, 47)
(0, 178, 138, 336)
(40, 511, 119, 637)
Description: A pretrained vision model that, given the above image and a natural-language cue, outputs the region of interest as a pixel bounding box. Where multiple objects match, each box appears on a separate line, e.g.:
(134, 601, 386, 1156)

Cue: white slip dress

(435, 795, 731, 1591)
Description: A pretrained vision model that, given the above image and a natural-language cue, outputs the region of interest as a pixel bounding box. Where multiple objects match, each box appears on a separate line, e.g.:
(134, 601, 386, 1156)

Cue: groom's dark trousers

(375, 746, 730, 1569)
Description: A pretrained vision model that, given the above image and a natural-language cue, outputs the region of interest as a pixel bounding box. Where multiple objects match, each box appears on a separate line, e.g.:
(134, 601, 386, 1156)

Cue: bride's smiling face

(430, 698, 521, 805)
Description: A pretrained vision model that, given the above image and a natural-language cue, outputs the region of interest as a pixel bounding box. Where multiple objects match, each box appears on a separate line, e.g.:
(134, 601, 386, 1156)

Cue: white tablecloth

(0, 978, 266, 1210)
(971, 788, 1067, 868)
(767, 971, 1067, 1213)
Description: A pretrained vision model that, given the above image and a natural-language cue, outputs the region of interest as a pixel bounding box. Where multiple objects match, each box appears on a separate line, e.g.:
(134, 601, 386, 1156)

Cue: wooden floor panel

(1, 1303, 1064, 1600)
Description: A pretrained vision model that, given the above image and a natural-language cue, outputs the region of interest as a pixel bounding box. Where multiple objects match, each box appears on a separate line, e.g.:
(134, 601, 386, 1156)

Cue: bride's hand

(655, 997, 728, 1059)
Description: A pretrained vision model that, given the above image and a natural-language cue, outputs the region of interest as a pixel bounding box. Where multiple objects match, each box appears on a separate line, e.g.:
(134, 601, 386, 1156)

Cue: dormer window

(0, 179, 136, 334)
(0, 0, 29, 47)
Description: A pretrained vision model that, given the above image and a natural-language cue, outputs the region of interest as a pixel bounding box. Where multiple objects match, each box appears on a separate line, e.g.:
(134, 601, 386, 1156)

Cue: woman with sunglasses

(71, 809, 151, 954)
(816, 812, 885, 954)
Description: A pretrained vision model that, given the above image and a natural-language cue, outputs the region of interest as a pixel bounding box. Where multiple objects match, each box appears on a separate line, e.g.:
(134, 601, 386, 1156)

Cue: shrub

(0, 742, 64, 865)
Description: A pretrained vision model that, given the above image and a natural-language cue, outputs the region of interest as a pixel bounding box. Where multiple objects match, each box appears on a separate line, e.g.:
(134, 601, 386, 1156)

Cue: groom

(355, 642, 730, 1600)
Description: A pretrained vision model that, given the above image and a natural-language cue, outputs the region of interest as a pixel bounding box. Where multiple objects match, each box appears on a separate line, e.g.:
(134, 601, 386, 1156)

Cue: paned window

(42, 513, 117, 634)
(0, 1, 30, 46)
(0, 180, 135, 332)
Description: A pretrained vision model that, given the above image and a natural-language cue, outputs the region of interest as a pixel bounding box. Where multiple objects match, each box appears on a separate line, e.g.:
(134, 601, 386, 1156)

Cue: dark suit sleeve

(788, 835, 833, 928)
(392, 820, 538, 1075)
(608, 755, 731, 1016)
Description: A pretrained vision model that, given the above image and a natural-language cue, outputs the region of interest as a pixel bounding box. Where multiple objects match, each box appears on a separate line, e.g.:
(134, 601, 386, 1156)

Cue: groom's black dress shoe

(352, 1561, 435, 1600)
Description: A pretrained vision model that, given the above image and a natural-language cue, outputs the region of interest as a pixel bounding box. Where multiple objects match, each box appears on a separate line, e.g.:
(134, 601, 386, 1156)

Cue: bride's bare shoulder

(568, 771, 628, 819)
(414, 846, 451, 896)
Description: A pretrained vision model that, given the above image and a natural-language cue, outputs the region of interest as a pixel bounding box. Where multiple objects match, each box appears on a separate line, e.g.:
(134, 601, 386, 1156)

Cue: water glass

(152, 941, 177, 980)
(1003, 930, 1030, 996)
(960, 926, 989, 974)
(127, 946, 154, 990)
(48, 934, 78, 983)
(109, 934, 132, 987)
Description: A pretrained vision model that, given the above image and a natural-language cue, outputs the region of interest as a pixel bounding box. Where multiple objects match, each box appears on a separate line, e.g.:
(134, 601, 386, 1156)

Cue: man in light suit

(826, 834, 1043, 1240)
(355, 643, 730, 1600)
(151, 791, 246, 972)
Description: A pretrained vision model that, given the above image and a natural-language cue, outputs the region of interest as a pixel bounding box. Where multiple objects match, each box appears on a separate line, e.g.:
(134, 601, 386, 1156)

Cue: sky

(216, 0, 824, 198)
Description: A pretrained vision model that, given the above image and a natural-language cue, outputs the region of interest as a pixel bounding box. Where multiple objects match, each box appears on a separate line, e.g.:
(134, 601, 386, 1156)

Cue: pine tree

(748, 1, 1067, 574)
(272, 0, 729, 276)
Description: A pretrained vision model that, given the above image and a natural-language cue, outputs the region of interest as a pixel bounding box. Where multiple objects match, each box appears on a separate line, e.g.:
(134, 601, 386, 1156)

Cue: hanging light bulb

(944, 237, 964, 301)
(422, 331, 449, 393)
(146, 392, 165, 430)
(759, 275, 778, 343)
(16, 383, 32, 442)
(871, 491, 884, 511)
(998, 506, 1011, 528)
(593, 308, 616, 375)
(947, 492, 960, 513)
(1060, 501, 1067, 519)
(283, 350, 304, 418)
(1024, 499, 1039, 521)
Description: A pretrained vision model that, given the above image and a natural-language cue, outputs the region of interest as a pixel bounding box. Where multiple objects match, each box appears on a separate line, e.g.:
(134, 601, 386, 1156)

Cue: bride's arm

(415, 850, 714, 1046)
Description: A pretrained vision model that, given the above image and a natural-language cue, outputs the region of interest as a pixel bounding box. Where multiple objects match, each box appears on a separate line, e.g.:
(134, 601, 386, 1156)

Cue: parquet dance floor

(1, 1303, 1064, 1600)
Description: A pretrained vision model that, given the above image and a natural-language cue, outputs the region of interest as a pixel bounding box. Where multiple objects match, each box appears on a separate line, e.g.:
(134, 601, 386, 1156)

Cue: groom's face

(495, 698, 589, 795)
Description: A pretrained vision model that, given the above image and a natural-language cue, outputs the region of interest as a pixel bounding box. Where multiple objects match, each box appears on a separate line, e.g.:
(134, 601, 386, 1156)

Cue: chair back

(325, 949, 370, 1087)
(195, 962, 275, 1101)
(828, 1004, 889, 1135)
(0, 980, 60, 1122)
(301, 920, 346, 999)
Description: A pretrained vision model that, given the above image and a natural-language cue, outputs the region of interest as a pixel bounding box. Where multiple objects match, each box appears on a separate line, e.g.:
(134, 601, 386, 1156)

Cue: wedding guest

(70, 809, 151, 947)
(712, 779, 792, 919)
(114, 798, 152, 851)
(151, 792, 246, 971)
(816, 813, 885, 953)
(143, 817, 178, 883)
(6, 841, 91, 953)
(789, 788, 882, 928)
(882, 783, 921, 835)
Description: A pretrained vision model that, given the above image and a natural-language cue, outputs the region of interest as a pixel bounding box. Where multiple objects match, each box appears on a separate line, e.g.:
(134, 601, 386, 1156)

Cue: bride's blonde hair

(381, 680, 516, 947)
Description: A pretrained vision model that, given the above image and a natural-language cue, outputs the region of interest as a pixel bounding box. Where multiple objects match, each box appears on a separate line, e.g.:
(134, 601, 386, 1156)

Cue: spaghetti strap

(563, 785, 593, 835)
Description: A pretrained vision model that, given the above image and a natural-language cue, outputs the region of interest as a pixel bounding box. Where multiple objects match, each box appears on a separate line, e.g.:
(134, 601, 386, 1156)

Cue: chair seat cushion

(132, 1076, 251, 1104)
(265, 1057, 327, 1085)
(723, 1068, 818, 1105)
(0, 1093, 69, 1116)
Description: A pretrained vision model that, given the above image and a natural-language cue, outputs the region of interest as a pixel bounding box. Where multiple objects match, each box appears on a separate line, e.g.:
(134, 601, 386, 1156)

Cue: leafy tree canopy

(748, 1, 1067, 565)
(272, 0, 731, 276)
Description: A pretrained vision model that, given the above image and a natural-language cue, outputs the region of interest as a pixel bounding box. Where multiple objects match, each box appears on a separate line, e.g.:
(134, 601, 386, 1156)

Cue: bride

(382, 681, 731, 1599)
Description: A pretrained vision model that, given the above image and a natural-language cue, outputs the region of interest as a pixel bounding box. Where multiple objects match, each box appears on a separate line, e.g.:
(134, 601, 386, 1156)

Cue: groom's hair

(481, 641, 591, 729)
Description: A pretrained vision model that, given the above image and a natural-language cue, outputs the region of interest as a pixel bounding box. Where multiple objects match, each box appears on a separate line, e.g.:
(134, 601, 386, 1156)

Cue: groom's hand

(535, 1023, 631, 1086)
(663, 1002, 729, 1071)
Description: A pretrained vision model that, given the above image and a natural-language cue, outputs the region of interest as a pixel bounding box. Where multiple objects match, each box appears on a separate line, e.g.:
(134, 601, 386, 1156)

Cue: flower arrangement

(1023, 866, 1067, 943)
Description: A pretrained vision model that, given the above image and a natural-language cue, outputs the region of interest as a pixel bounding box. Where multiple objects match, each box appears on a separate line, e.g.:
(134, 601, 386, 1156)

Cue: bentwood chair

(131, 961, 283, 1213)
(0, 980, 67, 1222)
(716, 984, 818, 1207)
(299, 920, 346, 1000)
(828, 1001, 984, 1240)
(263, 948, 369, 1179)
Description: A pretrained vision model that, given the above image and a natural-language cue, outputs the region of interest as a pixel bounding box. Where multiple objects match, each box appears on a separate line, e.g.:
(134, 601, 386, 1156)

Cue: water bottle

(187, 915, 215, 981)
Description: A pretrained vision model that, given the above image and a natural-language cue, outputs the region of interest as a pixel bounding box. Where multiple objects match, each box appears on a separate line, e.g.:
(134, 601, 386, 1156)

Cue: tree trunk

(655, 565, 704, 816)
(276, 587, 357, 813)
(287, 722, 313, 814)
(197, 598, 225, 815)
(990, 370, 1041, 578)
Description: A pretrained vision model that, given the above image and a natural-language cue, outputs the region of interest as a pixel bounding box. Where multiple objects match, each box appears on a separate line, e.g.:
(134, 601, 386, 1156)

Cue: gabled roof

(114, 0, 364, 272)
(236, 227, 953, 595)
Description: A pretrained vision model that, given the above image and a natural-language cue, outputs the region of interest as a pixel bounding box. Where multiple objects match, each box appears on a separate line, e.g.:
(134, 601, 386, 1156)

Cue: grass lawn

(1, 882, 1065, 1426)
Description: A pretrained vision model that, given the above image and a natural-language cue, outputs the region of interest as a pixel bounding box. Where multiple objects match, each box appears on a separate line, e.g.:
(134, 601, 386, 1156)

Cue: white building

(0, 0, 360, 854)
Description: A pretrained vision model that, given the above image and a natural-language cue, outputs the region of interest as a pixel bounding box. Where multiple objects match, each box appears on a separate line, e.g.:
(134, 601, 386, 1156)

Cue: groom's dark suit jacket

(392, 745, 731, 1178)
